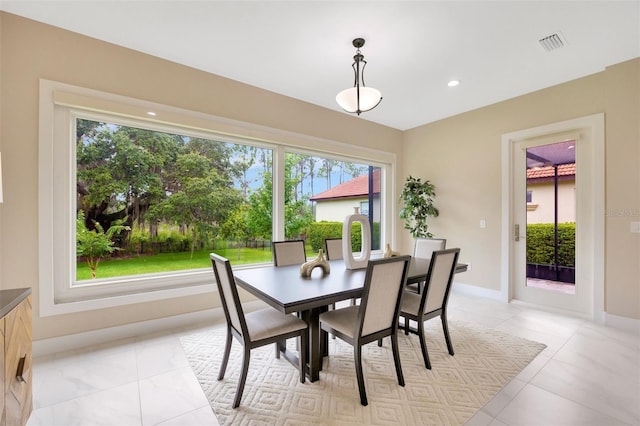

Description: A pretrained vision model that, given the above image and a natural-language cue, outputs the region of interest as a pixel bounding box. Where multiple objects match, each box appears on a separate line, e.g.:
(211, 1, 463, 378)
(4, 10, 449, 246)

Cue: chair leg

(391, 332, 405, 387)
(403, 315, 410, 335)
(233, 345, 251, 409)
(299, 329, 307, 384)
(218, 328, 233, 380)
(441, 314, 455, 356)
(275, 342, 280, 359)
(354, 345, 368, 406)
(377, 338, 383, 347)
(418, 319, 432, 369)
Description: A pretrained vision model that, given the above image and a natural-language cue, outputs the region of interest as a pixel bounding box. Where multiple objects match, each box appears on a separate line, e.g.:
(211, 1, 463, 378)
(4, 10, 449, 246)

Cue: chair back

(413, 238, 446, 259)
(422, 248, 460, 314)
(324, 238, 343, 260)
(272, 240, 306, 266)
(357, 255, 411, 338)
(210, 253, 248, 339)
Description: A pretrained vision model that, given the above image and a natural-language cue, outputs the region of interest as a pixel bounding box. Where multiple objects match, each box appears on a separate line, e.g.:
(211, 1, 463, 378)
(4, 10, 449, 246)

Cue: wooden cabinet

(0, 289, 32, 426)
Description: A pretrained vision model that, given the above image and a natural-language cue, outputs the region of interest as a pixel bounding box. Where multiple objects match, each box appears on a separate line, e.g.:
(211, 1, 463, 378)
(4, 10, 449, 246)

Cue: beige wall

(0, 13, 403, 341)
(402, 58, 639, 320)
(603, 59, 640, 319)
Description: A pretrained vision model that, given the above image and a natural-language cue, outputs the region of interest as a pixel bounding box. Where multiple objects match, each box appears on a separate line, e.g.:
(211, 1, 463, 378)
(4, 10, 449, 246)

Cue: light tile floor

(27, 291, 640, 426)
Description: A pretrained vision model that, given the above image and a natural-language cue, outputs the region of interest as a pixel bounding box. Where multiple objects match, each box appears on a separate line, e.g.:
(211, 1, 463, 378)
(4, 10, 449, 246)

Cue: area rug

(180, 320, 546, 425)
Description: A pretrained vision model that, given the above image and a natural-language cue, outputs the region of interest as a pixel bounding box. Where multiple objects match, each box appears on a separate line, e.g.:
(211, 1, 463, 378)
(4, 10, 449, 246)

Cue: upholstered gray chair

(324, 237, 358, 307)
(413, 238, 446, 259)
(400, 248, 460, 369)
(272, 240, 306, 266)
(324, 238, 343, 260)
(319, 255, 411, 406)
(210, 253, 308, 408)
(412, 238, 446, 293)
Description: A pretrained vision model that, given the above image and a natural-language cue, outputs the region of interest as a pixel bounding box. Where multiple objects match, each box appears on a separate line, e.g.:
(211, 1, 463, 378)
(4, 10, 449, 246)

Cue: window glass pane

(76, 118, 272, 281)
(284, 153, 381, 255)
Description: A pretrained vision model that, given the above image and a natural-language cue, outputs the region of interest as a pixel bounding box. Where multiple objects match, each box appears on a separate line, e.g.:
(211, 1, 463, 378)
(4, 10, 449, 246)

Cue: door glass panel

(525, 140, 576, 294)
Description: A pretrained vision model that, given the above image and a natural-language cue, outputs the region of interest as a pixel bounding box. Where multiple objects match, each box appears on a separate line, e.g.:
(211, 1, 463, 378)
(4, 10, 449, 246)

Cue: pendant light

(336, 38, 382, 115)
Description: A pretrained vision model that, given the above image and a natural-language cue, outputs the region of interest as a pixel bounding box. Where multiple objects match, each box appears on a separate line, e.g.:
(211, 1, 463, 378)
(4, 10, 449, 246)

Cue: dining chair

(411, 238, 446, 293)
(271, 239, 308, 349)
(413, 238, 447, 258)
(210, 253, 308, 408)
(399, 248, 460, 369)
(319, 255, 411, 406)
(324, 237, 358, 307)
(272, 240, 307, 266)
(324, 238, 343, 260)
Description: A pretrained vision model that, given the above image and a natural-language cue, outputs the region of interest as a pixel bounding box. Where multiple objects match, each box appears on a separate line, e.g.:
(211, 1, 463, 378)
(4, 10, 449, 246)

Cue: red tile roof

(527, 163, 575, 180)
(310, 169, 380, 201)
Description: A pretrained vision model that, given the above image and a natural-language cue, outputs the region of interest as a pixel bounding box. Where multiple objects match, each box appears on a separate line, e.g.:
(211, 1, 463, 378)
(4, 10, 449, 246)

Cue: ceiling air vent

(539, 32, 567, 52)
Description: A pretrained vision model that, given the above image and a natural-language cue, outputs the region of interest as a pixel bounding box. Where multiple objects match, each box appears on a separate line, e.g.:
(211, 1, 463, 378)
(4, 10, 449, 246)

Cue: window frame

(38, 79, 397, 317)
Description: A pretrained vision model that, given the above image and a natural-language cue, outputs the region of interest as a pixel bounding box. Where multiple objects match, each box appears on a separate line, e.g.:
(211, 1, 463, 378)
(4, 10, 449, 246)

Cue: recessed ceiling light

(147, 111, 157, 116)
(447, 80, 460, 87)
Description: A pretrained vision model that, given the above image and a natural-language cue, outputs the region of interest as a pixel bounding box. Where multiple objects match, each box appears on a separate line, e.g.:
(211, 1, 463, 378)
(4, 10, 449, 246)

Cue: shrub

(308, 221, 381, 252)
(526, 223, 575, 267)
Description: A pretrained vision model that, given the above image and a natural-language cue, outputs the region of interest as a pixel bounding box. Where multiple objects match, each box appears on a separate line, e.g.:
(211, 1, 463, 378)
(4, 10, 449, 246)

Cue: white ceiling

(2, 1, 639, 130)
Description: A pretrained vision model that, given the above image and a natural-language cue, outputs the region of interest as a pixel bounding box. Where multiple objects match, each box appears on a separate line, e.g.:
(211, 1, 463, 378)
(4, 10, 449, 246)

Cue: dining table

(233, 256, 467, 382)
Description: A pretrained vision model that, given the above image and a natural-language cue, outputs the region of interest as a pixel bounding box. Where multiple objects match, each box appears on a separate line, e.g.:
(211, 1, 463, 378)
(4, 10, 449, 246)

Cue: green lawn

(76, 245, 317, 280)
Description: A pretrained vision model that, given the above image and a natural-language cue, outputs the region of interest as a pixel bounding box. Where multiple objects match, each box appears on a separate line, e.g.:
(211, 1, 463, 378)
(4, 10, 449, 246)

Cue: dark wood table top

(234, 260, 366, 314)
(233, 257, 467, 314)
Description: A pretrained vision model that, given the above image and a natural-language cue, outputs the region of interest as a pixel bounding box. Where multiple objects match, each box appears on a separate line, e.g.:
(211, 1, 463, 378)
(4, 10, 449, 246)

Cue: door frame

(500, 114, 605, 321)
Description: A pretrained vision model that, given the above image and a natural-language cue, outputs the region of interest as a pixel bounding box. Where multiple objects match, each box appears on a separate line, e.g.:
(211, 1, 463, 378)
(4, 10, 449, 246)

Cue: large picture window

(75, 118, 274, 281)
(39, 80, 395, 316)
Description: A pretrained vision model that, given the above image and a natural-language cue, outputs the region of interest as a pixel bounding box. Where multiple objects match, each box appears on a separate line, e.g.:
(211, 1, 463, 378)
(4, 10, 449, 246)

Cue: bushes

(127, 228, 193, 254)
(526, 223, 575, 267)
(308, 221, 381, 252)
(308, 222, 342, 251)
(123, 221, 384, 257)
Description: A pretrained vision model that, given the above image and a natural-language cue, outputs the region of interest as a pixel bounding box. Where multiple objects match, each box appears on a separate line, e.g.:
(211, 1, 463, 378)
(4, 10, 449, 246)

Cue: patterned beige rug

(180, 320, 546, 425)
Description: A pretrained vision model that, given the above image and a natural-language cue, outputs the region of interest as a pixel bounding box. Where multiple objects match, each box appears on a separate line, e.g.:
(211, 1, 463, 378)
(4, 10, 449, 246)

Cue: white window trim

(38, 79, 397, 317)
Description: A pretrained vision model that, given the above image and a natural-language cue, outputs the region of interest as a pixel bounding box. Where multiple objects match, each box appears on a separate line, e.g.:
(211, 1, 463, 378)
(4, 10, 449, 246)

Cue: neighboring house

(526, 163, 576, 224)
(310, 169, 380, 222)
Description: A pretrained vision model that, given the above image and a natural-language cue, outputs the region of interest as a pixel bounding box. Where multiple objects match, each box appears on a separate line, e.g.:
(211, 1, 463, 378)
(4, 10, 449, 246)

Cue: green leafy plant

(76, 210, 130, 279)
(399, 175, 439, 238)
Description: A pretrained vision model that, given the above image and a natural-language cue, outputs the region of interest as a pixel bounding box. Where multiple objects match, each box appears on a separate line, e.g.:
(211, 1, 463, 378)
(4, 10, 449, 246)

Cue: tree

(232, 145, 258, 198)
(76, 120, 178, 239)
(319, 159, 337, 188)
(247, 157, 313, 240)
(76, 210, 130, 279)
(399, 176, 439, 238)
(151, 154, 242, 257)
(220, 204, 251, 259)
(247, 170, 273, 239)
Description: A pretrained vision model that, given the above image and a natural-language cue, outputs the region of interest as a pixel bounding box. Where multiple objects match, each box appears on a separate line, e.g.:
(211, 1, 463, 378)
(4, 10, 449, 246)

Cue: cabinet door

(4, 296, 32, 426)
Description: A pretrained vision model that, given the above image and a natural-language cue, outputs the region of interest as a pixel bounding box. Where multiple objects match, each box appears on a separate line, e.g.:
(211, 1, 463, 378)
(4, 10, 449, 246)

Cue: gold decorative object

(383, 243, 401, 258)
(300, 249, 331, 277)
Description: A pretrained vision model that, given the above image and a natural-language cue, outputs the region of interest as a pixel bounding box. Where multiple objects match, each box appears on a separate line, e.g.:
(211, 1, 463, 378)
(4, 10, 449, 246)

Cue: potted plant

(399, 175, 439, 238)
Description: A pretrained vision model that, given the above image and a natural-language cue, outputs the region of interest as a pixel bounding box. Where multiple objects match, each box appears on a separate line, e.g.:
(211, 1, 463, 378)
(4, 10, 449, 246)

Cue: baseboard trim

(604, 312, 640, 334)
(452, 281, 503, 300)
(33, 299, 266, 357)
